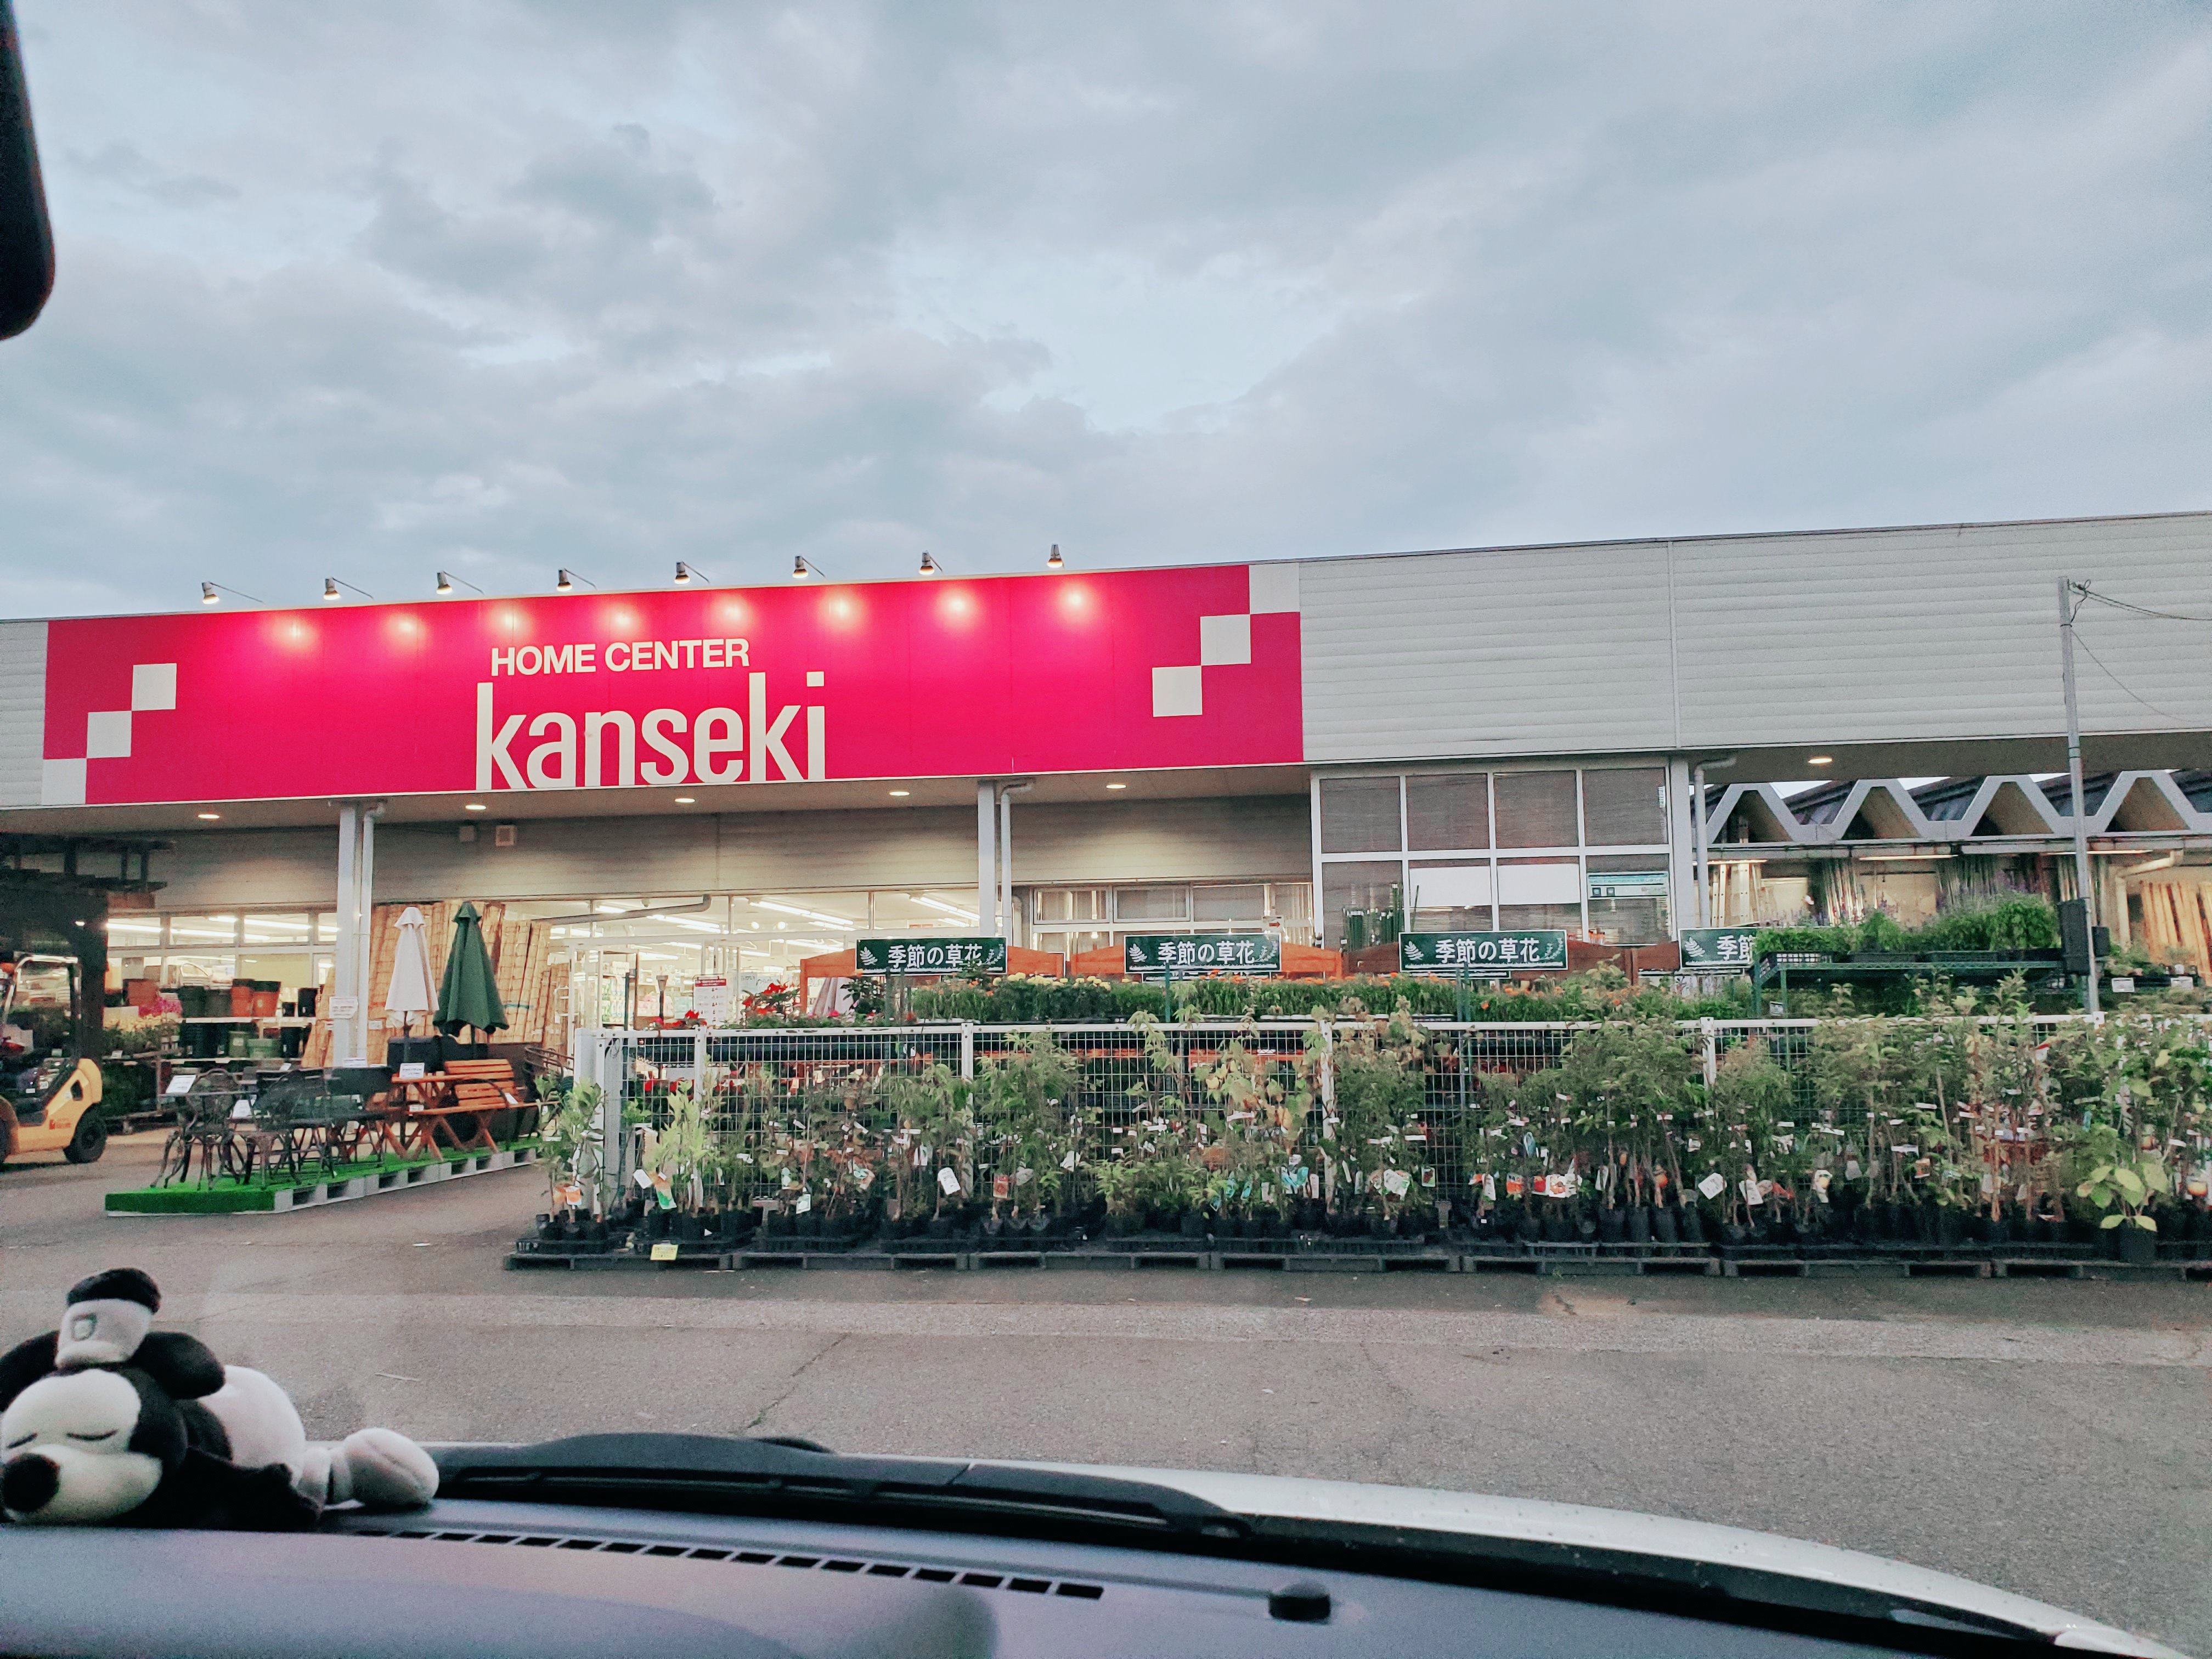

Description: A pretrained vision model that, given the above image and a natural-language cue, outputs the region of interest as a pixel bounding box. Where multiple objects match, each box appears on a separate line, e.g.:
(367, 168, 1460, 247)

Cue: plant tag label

(854, 1166, 875, 1190)
(633, 1168, 655, 1189)
(1482, 1174, 1497, 1201)
(1505, 1176, 1523, 1198)
(1015, 1166, 1034, 1187)
(650, 1243, 679, 1262)
(654, 1186, 676, 1211)
(1697, 1172, 1726, 1200)
(938, 1166, 962, 1196)
(793, 1192, 811, 1214)
(1740, 1178, 1764, 1208)
(1844, 1159, 1863, 1181)
(556, 1183, 584, 1208)
(992, 1174, 1012, 1201)
(1811, 1170, 1831, 1194)
(1420, 1166, 1436, 1188)
(397, 1062, 425, 1081)
(1383, 1169, 1411, 1197)
(1060, 1150, 1079, 1171)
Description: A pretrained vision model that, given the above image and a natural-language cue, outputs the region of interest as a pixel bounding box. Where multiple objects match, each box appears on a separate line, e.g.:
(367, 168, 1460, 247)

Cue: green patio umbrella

(435, 901, 508, 1039)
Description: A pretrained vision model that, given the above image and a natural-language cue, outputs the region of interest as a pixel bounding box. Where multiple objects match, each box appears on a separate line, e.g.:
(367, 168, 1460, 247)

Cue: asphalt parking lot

(4, 1135, 2208, 1651)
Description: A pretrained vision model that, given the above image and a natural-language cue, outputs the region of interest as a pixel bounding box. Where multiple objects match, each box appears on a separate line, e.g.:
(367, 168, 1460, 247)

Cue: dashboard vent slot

(351, 1526, 1104, 1602)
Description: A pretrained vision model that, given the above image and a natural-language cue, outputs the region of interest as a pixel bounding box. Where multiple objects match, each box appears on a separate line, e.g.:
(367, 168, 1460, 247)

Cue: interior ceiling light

(1105, 781, 1127, 789)
(911, 894, 979, 924)
(196, 812, 221, 821)
(463, 803, 487, 812)
(1808, 755, 1834, 766)
(1046, 543, 1063, 570)
(888, 789, 911, 797)
(753, 898, 854, 927)
(674, 795, 697, 804)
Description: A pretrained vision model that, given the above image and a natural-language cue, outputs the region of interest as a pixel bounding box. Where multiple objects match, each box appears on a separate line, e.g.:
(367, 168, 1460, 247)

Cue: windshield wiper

(432, 1434, 1251, 1543)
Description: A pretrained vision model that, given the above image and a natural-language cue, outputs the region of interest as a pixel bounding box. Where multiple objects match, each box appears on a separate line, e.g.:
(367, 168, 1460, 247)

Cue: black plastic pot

(1596, 1207, 1627, 1245)
(1541, 1215, 1574, 1245)
(644, 1210, 670, 1240)
(1719, 1221, 1748, 1247)
(1180, 1212, 1206, 1239)
(1677, 1206, 1706, 1245)
(1626, 1205, 1652, 1245)
(1937, 1207, 1966, 1248)
(1369, 1213, 1395, 1239)
(927, 1215, 953, 1239)
(1651, 1206, 1678, 1245)
(1515, 1211, 1541, 1245)
(535, 1216, 561, 1242)
(2118, 1221, 2157, 1266)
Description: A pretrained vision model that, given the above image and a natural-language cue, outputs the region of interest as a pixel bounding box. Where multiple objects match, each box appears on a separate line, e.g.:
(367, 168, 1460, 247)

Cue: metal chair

(155, 1073, 241, 1188)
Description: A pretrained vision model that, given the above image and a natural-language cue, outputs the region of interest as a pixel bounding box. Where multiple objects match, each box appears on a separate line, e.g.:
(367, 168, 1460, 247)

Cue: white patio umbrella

(385, 905, 436, 1038)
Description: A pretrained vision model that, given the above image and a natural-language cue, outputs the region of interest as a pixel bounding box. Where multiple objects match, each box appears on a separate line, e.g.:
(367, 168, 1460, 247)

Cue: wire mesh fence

(571, 1013, 2197, 1228)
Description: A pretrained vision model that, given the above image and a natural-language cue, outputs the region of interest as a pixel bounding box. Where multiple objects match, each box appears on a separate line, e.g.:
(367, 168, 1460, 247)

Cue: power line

(2075, 588, 2212, 624)
(2069, 627, 2194, 726)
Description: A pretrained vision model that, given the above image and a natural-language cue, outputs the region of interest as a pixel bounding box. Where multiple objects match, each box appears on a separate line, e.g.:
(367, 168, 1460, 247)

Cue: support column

(354, 808, 376, 1060)
(977, 780, 998, 936)
(1664, 758, 1696, 941)
(334, 803, 359, 1063)
(1000, 792, 1014, 948)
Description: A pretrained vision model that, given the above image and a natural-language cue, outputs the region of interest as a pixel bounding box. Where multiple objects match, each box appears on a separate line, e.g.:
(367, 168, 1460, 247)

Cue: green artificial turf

(105, 1140, 534, 1215)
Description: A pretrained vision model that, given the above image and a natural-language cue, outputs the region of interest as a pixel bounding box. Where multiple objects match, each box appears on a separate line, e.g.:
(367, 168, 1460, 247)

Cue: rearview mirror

(0, 0, 53, 340)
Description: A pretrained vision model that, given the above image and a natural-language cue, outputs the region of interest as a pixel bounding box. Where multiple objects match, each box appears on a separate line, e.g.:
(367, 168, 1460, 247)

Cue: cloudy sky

(4, 1, 2208, 616)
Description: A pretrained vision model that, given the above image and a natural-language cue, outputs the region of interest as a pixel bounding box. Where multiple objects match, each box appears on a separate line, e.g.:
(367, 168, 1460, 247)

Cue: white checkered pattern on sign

(1148, 566, 1297, 718)
(40, 661, 179, 804)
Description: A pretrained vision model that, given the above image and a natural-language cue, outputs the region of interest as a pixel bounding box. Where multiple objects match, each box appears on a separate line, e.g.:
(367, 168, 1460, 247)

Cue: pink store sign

(37, 565, 1302, 806)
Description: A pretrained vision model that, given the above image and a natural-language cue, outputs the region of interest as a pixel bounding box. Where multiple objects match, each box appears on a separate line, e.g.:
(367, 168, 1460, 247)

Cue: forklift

(0, 951, 105, 1165)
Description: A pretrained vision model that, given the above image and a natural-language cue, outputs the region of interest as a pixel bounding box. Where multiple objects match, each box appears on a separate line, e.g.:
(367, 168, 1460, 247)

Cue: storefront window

(1408, 860, 1493, 930)
(1406, 773, 1488, 851)
(1114, 888, 1189, 923)
(1322, 861, 1401, 950)
(1192, 885, 1265, 922)
(1319, 777, 1401, 854)
(1493, 771, 1578, 849)
(1582, 768, 1667, 847)
(1586, 854, 1672, 945)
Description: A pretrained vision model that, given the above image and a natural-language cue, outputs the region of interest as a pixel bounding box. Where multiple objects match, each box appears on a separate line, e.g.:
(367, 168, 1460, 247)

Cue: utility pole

(2058, 577, 2100, 1016)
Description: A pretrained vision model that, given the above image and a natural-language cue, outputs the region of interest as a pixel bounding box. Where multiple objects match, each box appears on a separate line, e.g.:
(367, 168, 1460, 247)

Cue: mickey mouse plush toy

(1, 1268, 437, 1529)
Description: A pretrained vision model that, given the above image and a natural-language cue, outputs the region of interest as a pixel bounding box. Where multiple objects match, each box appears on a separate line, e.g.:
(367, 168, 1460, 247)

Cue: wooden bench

(370, 1058, 519, 1157)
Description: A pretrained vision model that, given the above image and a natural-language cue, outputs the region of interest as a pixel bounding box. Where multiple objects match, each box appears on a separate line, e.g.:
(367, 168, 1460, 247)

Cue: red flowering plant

(741, 981, 799, 1023)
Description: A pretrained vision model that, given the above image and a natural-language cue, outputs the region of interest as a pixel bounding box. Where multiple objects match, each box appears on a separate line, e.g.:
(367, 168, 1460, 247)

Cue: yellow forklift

(0, 952, 105, 1165)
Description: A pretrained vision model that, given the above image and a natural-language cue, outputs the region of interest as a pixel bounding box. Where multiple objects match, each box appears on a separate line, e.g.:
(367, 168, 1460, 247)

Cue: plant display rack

(519, 1005, 2212, 1280)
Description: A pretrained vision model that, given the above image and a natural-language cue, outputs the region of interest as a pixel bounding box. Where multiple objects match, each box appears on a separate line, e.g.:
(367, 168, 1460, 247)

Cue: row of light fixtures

(200, 546, 1069, 606)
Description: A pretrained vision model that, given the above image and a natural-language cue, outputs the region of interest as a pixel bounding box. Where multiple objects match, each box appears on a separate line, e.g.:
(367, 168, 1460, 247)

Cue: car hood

(1010, 1461, 2181, 1658)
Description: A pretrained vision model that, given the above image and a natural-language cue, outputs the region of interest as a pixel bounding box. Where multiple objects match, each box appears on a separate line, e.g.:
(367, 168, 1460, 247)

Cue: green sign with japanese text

(1679, 928, 1758, 971)
(1124, 933, 1282, 978)
(855, 936, 1007, 975)
(1400, 930, 1568, 977)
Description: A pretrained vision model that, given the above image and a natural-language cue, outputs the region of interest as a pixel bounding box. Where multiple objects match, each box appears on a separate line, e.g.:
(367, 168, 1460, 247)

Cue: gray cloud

(3, 0, 2208, 617)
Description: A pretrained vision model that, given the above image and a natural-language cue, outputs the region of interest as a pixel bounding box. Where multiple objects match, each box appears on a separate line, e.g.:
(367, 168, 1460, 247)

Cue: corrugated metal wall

(1296, 511, 2212, 763)
(145, 794, 1312, 910)
(0, 620, 47, 809)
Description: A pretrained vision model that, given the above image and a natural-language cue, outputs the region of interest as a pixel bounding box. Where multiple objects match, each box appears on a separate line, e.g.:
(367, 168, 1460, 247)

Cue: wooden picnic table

(366, 1072, 503, 1158)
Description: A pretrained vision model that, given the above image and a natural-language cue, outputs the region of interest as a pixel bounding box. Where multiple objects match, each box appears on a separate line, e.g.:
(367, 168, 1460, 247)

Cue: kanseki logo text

(475, 671, 825, 792)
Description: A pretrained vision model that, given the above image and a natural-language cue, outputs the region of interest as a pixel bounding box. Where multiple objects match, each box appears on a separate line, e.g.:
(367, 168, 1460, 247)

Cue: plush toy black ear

(129, 1332, 227, 1401)
(0, 1331, 59, 1413)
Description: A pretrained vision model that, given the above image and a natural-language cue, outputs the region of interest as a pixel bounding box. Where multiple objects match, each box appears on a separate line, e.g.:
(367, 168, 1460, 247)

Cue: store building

(1, 508, 2207, 1049)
